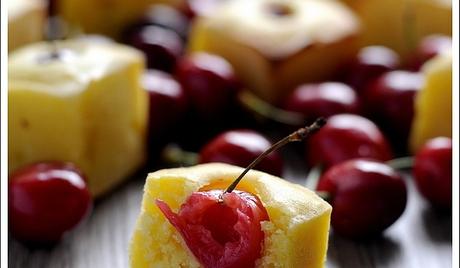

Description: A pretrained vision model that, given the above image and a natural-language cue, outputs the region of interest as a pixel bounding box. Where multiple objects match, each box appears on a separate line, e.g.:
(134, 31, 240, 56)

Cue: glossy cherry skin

(317, 159, 407, 238)
(199, 130, 283, 176)
(124, 4, 189, 41)
(143, 70, 188, 139)
(413, 137, 452, 209)
(127, 25, 183, 72)
(176, 52, 239, 119)
(363, 71, 423, 148)
(341, 46, 400, 94)
(306, 114, 392, 169)
(407, 35, 452, 70)
(283, 82, 360, 124)
(9, 162, 92, 244)
(157, 189, 269, 268)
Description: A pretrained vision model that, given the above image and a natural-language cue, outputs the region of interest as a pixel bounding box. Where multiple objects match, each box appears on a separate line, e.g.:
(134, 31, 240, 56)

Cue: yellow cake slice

(343, 0, 452, 58)
(8, 0, 46, 51)
(409, 50, 452, 152)
(8, 39, 148, 197)
(130, 163, 332, 267)
(57, 0, 182, 38)
(188, 0, 360, 103)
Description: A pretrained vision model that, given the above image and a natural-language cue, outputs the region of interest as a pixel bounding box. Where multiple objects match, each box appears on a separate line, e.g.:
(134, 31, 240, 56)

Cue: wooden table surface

(9, 154, 452, 268)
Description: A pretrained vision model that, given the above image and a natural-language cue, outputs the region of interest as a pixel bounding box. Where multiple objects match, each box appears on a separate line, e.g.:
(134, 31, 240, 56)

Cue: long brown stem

(224, 117, 327, 194)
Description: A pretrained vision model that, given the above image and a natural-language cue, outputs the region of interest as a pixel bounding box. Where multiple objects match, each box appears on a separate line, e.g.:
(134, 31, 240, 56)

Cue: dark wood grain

(9, 156, 452, 268)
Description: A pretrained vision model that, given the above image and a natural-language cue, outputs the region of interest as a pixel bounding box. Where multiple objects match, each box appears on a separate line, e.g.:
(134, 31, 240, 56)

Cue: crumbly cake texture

(130, 163, 331, 268)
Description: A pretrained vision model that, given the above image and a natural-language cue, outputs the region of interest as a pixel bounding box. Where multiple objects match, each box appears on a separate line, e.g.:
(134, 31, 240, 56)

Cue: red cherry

(176, 52, 239, 119)
(306, 114, 392, 169)
(283, 82, 360, 124)
(363, 71, 423, 148)
(407, 35, 452, 70)
(143, 70, 188, 140)
(157, 190, 269, 268)
(199, 130, 283, 176)
(9, 162, 92, 244)
(413, 137, 452, 209)
(127, 25, 183, 72)
(341, 46, 400, 93)
(317, 159, 407, 238)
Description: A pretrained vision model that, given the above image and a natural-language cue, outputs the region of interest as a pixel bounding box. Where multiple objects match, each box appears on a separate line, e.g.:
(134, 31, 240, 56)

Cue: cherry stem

(316, 191, 331, 202)
(305, 165, 323, 190)
(162, 144, 199, 167)
(304, 164, 331, 202)
(237, 90, 305, 126)
(224, 118, 327, 194)
(386, 156, 414, 170)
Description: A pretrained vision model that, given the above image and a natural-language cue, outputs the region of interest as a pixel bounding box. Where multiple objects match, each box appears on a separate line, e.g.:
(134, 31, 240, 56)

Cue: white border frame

(0, 1, 458, 267)
(1, 0, 9, 265)
(451, 0, 459, 267)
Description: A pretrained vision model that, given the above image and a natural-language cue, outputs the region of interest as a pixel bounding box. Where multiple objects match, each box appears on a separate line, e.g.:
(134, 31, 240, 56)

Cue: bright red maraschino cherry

(317, 159, 407, 238)
(341, 46, 400, 94)
(306, 114, 392, 169)
(176, 52, 239, 120)
(413, 137, 452, 209)
(199, 130, 284, 177)
(127, 25, 183, 72)
(407, 35, 452, 70)
(9, 162, 92, 244)
(157, 190, 269, 268)
(363, 71, 423, 149)
(157, 119, 326, 268)
(283, 82, 360, 124)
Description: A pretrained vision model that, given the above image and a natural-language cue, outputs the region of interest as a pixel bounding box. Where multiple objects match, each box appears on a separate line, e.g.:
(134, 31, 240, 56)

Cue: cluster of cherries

(125, 5, 452, 240)
(9, 2, 452, 247)
(135, 18, 451, 239)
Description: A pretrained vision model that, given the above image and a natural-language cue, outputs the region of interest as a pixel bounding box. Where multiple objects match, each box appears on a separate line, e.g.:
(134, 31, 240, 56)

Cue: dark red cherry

(176, 52, 239, 119)
(363, 70, 423, 149)
(199, 130, 283, 176)
(317, 159, 407, 238)
(127, 25, 183, 72)
(283, 82, 360, 124)
(413, 137, 452, 209)
(9, 162, 92, 244)
(341, 46, 400, 94)
(143, 70, 188, 140)
(407, 35, 452, 70)
(306, 114, 392, 169)
(157, 189, 269, 268)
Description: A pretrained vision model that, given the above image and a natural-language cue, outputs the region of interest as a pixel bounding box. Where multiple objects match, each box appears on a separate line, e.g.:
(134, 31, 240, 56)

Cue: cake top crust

(196, 0, 360, 59)
(8, 39, 144, 96)
(147, 163, 332, 228)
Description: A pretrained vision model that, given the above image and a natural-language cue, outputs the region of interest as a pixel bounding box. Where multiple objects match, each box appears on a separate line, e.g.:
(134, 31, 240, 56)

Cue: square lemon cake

(8, 39, 148, 197)
(130, 163, 332, 267)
